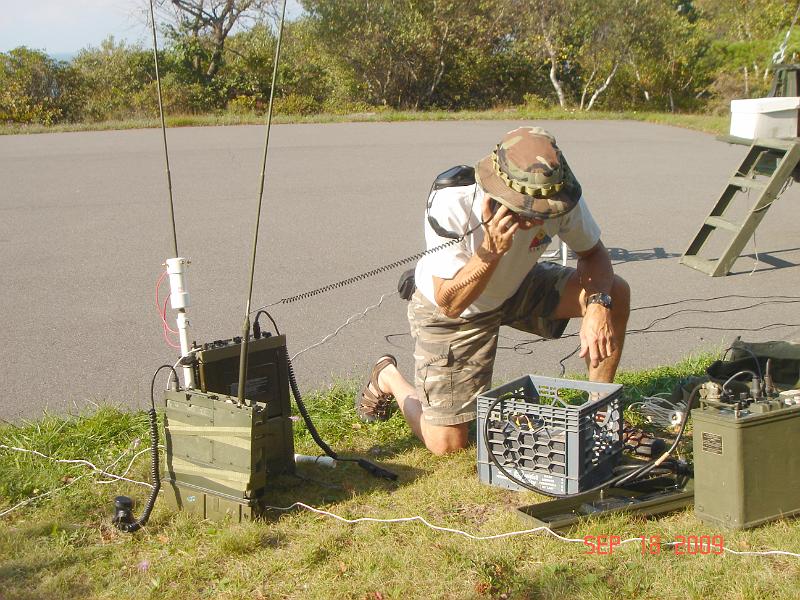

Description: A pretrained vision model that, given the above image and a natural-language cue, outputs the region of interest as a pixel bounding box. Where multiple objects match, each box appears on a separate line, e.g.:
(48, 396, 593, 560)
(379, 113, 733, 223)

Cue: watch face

(589, 293, 612, 308)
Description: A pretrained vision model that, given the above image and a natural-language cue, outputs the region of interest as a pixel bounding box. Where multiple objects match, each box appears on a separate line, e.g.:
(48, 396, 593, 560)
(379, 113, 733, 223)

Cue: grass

(0, 108, 730, 137)
(2, 353, 799, 600)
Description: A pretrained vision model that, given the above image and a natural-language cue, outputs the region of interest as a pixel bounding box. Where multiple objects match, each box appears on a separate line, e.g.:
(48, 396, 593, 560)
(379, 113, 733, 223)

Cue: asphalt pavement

(1, 120, 799, 421)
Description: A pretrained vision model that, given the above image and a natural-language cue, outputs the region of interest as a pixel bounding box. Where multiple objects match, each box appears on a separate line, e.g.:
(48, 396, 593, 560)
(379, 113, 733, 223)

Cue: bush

(72, 38, 154, 121)
(522, 93, 552, 111)
(0, 47, 83, 124)
(131, 75, 211, 117)
(273, 93, 319, 115)
(227, 94, 260, 115)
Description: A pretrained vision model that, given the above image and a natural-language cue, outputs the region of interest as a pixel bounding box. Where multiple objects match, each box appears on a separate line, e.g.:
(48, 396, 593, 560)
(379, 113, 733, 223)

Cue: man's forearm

(576, 241, 613, 302)
(433, 247, 501, 317)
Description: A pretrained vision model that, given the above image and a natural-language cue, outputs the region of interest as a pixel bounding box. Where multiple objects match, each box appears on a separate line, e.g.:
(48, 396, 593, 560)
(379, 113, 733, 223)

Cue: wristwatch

(586, 292, 613, 310)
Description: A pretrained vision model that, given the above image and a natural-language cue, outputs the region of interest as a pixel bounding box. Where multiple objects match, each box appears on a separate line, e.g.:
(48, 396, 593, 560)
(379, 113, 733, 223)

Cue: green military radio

(162, 335, 296, 522)
(693, 383, 800, 530)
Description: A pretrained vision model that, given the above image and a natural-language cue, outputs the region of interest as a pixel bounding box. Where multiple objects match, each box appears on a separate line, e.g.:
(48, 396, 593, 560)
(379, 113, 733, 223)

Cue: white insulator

(294, 454, 336, 468)
(166, 257, 191, 309)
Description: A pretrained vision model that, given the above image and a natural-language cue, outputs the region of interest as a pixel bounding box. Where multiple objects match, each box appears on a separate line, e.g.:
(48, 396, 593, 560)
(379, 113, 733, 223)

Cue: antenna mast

(149, 0, 194, 388)
(237, 0, 289, 406)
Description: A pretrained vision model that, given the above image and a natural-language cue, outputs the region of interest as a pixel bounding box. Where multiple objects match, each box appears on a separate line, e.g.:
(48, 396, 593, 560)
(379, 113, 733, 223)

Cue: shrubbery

(2, 0, 798, 125)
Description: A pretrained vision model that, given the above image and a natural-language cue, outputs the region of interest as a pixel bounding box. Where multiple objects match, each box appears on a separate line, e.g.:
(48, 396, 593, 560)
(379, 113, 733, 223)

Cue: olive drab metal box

(162, 335, 295, 521)
(693, 397, 800, 529)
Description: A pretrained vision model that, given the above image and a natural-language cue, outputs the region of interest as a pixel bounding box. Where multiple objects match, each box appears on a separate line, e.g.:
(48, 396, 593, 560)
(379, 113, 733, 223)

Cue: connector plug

(357, 458, 398, 481)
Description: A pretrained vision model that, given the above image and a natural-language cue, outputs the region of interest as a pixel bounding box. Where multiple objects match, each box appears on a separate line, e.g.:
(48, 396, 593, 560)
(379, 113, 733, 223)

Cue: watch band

(587, 292, 613, 309)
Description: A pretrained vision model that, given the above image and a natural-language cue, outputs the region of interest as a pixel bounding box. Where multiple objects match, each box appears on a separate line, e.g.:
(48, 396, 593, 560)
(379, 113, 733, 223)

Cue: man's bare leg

(371, 364, 468, 455)
(369, 274, 628, 453)
(552, 273, 631, 383)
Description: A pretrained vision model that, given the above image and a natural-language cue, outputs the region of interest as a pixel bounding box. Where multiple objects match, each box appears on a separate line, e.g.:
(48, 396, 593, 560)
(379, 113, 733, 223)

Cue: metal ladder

(681, 137, 800, 277)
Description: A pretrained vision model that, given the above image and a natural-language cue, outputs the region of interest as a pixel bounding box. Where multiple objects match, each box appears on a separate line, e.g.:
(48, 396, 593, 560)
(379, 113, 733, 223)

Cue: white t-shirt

(415, 184, 601, 317)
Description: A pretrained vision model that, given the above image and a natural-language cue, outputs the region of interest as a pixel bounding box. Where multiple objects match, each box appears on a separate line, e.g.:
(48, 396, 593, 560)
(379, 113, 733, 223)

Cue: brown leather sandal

(356, 355, 397, 422)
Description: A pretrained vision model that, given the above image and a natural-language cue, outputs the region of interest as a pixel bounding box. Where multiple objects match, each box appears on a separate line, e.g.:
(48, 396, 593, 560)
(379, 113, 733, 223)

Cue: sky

(0, 0, 303, 57)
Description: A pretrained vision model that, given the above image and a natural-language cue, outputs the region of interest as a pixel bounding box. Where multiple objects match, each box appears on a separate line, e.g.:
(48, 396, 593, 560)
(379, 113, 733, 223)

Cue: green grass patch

(2, 354, 799, 600)
(0, 108, 729, 137)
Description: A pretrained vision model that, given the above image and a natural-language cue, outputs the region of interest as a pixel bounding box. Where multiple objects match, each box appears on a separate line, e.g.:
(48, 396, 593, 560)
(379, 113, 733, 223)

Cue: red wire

(155, 270, 167, 312)
(162, 322, 181, 350)
(156, 270, 179, 334)
(162, 295, 179, 334)
(161, 296, 181, 349)
(155, 270, 181, 349)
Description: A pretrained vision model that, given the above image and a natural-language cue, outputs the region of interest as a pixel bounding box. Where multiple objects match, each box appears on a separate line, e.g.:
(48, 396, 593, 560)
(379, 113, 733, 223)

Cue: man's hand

(480, 194, 518, 257)
(578, 303, 616, 368)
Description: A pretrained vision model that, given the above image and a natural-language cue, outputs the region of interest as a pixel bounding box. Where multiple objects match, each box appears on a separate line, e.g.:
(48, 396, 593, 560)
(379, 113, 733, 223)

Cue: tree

(301, 0, 525, 110)
(574, 0, 626, 111)
(509, 0, 587, 108)
(72, 37, 154, 121)
(691, 0, 798, 108)
(159, 0, 274, 83)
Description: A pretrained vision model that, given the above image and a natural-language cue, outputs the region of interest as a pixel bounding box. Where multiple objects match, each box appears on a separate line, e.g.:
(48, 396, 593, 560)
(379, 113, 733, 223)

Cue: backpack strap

(400, 166, 477, 300)
(427, 165, 476, 239)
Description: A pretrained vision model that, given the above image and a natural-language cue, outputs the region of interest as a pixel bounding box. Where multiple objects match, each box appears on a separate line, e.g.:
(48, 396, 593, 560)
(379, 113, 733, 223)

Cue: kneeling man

(358, 126, 630, 455)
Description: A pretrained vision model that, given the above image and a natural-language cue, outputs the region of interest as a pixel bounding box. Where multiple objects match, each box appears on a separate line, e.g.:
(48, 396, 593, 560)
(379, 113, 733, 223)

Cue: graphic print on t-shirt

(528, 229, 552, 251)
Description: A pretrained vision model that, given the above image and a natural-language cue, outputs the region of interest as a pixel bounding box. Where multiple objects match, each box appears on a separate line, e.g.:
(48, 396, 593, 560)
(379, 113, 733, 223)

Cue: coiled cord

(255, 216, 490, 311)
(437, 262, 492, 305)
(113, 364, 177, 533)
(273, 238, 460, 306)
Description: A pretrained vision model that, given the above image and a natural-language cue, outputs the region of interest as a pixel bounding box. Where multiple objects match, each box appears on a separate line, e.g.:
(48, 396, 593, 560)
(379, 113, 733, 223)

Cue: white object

(165, 257, 195, 388)
(730, 96, 800, 139)
(165, 257, 191, 309)
(541, 239, 569, 266)
(294, 454, 336, 468)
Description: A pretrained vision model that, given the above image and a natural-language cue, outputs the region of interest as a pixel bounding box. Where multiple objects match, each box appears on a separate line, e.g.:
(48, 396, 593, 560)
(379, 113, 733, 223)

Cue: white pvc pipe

(165, 257, 195, 388)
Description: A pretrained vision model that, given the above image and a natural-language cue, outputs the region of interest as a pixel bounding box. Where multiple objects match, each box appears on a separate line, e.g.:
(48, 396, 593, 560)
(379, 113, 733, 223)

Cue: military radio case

(693, 395, 800, 529)
(162, 335, 295, 521)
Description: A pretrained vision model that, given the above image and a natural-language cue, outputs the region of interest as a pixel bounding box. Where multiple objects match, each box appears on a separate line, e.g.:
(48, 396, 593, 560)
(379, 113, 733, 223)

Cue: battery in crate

(477, 375, 624, 496)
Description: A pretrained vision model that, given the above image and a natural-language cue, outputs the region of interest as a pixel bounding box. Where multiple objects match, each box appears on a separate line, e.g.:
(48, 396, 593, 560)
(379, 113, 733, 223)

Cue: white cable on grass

(96, 446, 163, 485)
(0, 474, 89, 518)
(0, 444, 153, 489)
(3, 445, 800, 559)
(0, 441, 155, 518)
(262, 501, 800, 558)
(290, 291, 398, 361)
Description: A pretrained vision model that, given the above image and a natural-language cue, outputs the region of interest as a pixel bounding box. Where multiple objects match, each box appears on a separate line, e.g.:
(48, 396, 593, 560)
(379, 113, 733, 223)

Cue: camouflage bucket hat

(474, 126, 582, 219)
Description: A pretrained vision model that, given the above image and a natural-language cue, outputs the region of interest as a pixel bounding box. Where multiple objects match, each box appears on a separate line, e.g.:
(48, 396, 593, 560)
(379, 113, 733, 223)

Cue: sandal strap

(369, 355, 397, 398)
(358, 354, 397, 419)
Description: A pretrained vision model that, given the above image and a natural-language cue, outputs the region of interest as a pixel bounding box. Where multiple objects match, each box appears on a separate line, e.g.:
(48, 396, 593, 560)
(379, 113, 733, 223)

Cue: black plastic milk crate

(477, 375, 623, 495)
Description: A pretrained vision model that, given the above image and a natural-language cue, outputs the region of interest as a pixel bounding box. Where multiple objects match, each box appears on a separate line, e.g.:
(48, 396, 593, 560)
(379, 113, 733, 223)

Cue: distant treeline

(1, 0, 798, 125)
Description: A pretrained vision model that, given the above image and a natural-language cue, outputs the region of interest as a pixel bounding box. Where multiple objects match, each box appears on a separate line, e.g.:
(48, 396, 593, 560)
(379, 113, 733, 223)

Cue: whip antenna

(149, 0, 179, 258)
(237, 0, 288, 406)
(149, 0, 194, 388)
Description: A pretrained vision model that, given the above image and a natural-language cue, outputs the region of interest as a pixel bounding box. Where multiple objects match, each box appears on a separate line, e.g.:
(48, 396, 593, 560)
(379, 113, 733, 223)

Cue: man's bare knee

(422, 422, 469, 456)
(611, 275, 630, 314)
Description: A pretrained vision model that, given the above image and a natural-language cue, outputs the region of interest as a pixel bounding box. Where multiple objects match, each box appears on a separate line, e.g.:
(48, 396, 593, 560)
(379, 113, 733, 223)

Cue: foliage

(162, 0, 273, 83)
(0, 48, 83, 124)
(3, 0, 800, 124)
(71, 38, 155, 121)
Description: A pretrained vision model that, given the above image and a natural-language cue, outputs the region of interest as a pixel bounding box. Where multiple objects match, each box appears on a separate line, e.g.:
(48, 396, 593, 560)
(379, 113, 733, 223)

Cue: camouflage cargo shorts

(407, 262, 574, 426)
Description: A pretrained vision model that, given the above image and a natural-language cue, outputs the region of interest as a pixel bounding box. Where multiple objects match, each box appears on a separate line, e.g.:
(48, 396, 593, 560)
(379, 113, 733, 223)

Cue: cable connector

(356, 458, 398, 481)
(112, 495, 135, 527)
